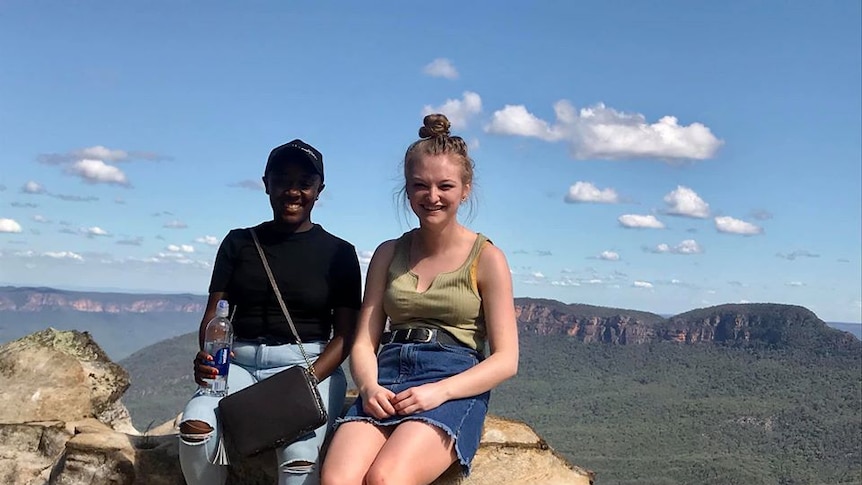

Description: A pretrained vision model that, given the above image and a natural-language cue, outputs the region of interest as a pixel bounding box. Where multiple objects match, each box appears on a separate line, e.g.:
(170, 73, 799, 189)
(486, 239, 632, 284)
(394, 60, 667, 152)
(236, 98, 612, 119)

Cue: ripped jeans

(179, 341, 346, 485)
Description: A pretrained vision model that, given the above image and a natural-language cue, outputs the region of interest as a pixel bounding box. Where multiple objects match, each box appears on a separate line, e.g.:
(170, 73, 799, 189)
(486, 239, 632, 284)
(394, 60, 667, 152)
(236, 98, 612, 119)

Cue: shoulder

(363, 237, 401, 270)
(219, 227, 252, 247)
(476, 238, 508, 272)
(374, 238, 399, 259)
(310, 225, 354, 248)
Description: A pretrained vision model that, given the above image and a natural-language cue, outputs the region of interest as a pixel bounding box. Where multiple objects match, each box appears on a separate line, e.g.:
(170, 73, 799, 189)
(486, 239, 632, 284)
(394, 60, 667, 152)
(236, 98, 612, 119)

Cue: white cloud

(715, 216, 762, 235)
(565, 181, 620, 204)
(652, 239, 703, 255)
(422, 58, 459, 79)
(532, 272, 545, 279)
(633, 280, 654, 288)
(786, 281, 806, 287)
(157, 251, 189, 260)
(86, 226, 110, 237)
(618, 214, 665, 229)
(357, 250, 373, 265)
(0, 218, 23, 233)
(486, 100, 723, 161)
(32, 215, 50, 223)
(22, 181, 46, 194)
(43, 251, 84, 261)
(66, 159, 129, 186)
(164, 220, 188, 229)
(587, 279, 603, 284)
(663, 186, 710, 218)
(167, 244, 195, 253)
(76, 145, 129, 162)
(195, 235, 220, 246)
(423, 91, 482, 129)
(599, 250, 620, 261)
(486, 104, 562, 141)
(550, 277, 580, 287)
(674, 239, 703, 254)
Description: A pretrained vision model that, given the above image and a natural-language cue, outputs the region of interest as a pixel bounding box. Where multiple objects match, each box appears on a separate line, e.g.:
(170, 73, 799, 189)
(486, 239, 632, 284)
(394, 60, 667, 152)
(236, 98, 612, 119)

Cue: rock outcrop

(0, 329, 130, 425)
(515, 297, 663, 344)
(515, 298, 859, 350)
(0, 286, 205, 313)
(0, 329, 593, 485)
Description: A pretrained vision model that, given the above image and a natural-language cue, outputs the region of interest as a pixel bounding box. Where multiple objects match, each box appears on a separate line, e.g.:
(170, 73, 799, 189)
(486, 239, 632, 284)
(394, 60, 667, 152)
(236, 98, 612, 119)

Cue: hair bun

(418, 114, 451, 139)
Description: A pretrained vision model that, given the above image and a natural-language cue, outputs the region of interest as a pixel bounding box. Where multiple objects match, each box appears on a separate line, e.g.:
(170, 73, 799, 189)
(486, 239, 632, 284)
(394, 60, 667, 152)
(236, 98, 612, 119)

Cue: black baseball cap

(264, 139, 324, 182)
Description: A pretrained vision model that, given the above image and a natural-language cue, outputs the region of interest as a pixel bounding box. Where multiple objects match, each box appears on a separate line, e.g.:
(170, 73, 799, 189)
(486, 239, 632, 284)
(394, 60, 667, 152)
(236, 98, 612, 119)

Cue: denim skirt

(339, 341, 490, 474)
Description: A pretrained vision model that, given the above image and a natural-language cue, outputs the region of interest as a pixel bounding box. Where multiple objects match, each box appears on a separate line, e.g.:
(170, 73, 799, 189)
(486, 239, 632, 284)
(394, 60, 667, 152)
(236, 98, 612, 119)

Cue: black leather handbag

(217, 228, 328, 457)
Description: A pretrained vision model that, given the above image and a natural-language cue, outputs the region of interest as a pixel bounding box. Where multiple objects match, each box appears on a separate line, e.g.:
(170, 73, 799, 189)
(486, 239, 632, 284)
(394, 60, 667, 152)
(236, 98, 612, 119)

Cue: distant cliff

(514, 297, 859, 351)
(3, 288, 858, 355)
(514, 297, 664, 344)
(0, 286, 205, 313)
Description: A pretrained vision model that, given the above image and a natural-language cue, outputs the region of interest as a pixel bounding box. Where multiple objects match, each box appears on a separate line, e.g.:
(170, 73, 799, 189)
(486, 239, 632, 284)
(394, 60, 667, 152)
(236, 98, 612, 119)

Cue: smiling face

(406, 153, 470, 227)
(262, 160, 324, 230)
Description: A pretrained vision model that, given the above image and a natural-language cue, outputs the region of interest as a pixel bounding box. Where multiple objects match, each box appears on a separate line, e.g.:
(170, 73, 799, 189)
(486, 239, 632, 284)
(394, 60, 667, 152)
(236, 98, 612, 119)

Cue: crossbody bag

(217, 228, 328, 457)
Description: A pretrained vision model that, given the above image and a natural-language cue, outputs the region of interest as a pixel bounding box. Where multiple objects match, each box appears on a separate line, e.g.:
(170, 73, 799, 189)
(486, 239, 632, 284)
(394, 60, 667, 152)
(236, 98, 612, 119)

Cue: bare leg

(365, 421, 457, 485)
(320, 421, 389, 485)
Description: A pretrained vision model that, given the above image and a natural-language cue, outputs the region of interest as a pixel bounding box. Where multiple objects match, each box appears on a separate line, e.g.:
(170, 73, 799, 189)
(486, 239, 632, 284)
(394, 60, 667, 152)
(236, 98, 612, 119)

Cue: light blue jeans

(179, 341, 346, 485)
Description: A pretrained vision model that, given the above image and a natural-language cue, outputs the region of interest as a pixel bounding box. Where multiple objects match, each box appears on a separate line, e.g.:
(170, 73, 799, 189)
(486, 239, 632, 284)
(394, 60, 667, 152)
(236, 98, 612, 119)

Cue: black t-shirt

(208, 222, 361, 342)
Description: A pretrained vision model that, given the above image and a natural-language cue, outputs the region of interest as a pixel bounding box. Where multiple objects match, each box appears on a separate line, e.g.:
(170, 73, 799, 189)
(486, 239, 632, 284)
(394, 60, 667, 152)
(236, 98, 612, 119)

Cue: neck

(414, 222, 463, 253)
(270, 219, 314, 233)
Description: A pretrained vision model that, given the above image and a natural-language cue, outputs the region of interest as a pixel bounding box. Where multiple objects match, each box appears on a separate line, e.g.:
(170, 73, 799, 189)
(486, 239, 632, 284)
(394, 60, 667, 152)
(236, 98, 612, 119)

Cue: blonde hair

(404, 114, 475, 188)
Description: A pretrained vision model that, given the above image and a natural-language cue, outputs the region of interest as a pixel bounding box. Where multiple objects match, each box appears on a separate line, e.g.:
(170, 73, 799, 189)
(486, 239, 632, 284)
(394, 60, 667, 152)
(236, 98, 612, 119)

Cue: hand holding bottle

(197, 299, 234, 396)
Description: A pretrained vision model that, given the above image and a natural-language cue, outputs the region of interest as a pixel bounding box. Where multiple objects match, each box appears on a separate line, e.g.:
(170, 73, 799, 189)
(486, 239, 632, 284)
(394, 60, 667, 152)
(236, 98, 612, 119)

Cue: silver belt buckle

(409, 327, 433, 343)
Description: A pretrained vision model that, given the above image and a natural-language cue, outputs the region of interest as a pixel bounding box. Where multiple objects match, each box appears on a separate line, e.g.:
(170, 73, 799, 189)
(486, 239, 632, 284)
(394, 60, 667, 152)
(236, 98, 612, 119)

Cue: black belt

(236, 335, 299, 346)
(382, 327, 466, 348)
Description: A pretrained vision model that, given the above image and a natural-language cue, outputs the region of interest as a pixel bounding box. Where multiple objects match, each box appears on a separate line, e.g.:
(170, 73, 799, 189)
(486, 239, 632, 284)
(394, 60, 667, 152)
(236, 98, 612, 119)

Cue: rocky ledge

(0, 329, 593, 485)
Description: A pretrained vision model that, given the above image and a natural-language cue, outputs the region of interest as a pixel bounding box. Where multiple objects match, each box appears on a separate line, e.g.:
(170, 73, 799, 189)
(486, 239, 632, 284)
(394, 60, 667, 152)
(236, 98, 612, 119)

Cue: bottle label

(210, 346, 231, 376)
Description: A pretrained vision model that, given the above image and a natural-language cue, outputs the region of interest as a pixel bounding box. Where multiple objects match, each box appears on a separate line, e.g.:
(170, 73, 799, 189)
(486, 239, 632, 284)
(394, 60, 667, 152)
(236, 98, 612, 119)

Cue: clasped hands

(360, 382, 446, 419)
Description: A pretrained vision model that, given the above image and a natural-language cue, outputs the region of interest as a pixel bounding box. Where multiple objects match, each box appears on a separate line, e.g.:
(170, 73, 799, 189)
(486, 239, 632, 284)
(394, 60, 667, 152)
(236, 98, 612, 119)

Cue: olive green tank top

(383, 230, 489, 352)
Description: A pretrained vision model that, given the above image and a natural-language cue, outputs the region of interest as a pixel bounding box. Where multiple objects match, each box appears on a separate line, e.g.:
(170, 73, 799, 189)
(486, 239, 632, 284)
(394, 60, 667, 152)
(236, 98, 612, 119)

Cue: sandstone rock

(0, 329, 594, 484)
(0, 328, 130, 425)
(0, 421, 70, 485)
(431, 415, 594, 485)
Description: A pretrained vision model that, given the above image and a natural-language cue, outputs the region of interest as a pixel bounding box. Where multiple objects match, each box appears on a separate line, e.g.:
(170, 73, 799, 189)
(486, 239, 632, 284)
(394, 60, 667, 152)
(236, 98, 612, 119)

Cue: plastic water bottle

(201, 299, 233, 396)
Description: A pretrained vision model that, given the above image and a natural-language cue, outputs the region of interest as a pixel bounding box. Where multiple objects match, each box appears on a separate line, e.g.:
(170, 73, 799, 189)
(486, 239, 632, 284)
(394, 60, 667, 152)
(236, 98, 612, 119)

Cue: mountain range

(2, 286, 859, 360)
(2, 286, 859, 484)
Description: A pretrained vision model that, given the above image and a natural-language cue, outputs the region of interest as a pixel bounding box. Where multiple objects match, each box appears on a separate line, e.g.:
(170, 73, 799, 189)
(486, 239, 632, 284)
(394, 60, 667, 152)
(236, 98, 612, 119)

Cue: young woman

(179, 139, 361, 485)
(321, 115, 519, 485)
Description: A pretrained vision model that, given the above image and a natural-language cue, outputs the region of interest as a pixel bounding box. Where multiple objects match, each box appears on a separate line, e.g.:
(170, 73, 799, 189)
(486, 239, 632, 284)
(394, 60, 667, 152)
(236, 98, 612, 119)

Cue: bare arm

(309, 307, 357, 381)
(349, 239, 398, 418)
(391, 244, 519, 413)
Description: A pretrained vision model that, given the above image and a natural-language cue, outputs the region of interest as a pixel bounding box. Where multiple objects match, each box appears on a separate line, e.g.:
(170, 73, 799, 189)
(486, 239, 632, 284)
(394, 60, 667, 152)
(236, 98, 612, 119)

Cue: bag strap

(249, 228, 317, 379)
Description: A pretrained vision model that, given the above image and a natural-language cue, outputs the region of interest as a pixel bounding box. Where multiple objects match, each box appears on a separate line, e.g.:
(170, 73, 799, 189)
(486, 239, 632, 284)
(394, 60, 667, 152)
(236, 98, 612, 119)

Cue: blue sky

(1, 1, 860, 322)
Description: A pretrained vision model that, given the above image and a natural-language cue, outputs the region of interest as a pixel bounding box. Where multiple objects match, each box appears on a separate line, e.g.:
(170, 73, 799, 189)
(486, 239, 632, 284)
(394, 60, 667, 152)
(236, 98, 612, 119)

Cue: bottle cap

(216, 299, 230, 317)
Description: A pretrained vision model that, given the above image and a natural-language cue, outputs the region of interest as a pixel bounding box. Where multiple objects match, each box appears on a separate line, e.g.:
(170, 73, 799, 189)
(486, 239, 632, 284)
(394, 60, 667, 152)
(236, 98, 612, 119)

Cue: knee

(179, 420, 213, 443)
(281, 459, 315, 476)
(365, 462, 408, 485)
(321, 462, 362, 485)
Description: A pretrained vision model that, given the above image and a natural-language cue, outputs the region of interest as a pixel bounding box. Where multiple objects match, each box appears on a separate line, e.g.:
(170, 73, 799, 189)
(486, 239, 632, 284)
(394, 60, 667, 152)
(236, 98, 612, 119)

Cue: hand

(360, 385, 397, 419)
(391, 383, 446, 415)
(193, 350, 218, 386)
